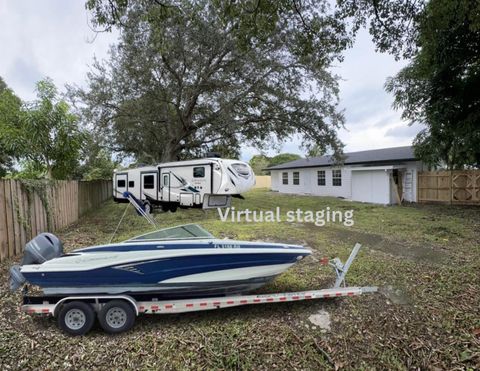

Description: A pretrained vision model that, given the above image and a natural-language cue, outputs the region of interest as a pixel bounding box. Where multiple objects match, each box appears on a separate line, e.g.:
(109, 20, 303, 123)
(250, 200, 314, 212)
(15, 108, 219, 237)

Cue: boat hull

(21, 245, 310, 298)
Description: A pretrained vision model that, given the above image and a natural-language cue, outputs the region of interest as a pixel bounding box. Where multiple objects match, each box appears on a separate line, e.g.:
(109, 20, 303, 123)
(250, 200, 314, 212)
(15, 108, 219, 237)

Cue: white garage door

(351, 171, 390, 204)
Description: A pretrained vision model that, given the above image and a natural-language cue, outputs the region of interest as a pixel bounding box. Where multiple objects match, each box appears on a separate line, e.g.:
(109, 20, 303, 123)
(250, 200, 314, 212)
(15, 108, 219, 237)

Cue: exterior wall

(270, 167, 352, 198)
(270, 160, 425, 204)
(271, 171, 280, 191)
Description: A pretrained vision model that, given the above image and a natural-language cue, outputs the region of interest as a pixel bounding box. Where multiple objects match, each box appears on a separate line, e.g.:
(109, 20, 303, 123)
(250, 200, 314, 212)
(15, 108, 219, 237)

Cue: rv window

(144, 175, 155, 189)
(193, 167, 205, 178)
(293, 172, 300, 185)
(282, 172, 288, 185)
(332, 169, 342, 186)
(117, 179, 126, 188)
(163, 174, 169, 186)
(128, 181, 134, 188)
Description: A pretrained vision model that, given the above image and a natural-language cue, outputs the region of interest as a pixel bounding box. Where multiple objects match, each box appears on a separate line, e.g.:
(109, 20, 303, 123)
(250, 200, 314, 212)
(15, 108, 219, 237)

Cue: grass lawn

(1, 189, 479, 369)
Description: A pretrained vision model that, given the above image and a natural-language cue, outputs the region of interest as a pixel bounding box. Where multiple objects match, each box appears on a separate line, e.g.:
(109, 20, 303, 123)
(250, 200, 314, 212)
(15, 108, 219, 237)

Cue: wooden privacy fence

(253, 175, 271, 189)
(0, 180, 112, 261)
(418, 170, 480, 205)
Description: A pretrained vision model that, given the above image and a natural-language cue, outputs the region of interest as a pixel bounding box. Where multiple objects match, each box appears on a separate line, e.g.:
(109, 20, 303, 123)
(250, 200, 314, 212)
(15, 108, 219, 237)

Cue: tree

(1, 79, 85, 179)
(75, 0, 345, 163)
(72, 132, 119, 180)
(0, 77, 22, 177)
(268, 153, 302, 167)
(386, 0, 480, 168)
(249, 155, 271, 175)
(336, 0, 427, 60)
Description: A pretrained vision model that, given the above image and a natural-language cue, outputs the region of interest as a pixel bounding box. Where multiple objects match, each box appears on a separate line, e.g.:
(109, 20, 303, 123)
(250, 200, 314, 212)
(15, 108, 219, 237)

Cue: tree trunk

(160, 139, 182, 162)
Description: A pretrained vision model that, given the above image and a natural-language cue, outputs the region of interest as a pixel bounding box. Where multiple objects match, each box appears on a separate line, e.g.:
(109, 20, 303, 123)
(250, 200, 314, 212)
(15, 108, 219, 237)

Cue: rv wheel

(143, 201, 152, 214)
(169, 204, 178, 213)
(161, 203, 169, 212)
(98, 300, 136, 334)
(58, 301, 95, 336)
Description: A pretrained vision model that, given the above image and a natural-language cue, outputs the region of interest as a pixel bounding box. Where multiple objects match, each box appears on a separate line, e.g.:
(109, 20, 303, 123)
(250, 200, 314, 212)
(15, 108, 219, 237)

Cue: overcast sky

(0, 0, 421, 161)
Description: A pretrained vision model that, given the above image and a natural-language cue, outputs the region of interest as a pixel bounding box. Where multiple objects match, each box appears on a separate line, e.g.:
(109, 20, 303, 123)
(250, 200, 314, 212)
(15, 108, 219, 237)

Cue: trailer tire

(98, 300, 135, 334)
(143, 201, 152, 214)
(58, 301, 95, 336)
(161, 203, 169, 212)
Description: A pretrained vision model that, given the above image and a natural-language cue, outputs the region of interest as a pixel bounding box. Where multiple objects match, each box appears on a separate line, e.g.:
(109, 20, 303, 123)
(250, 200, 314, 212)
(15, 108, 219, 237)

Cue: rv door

(114, 173, 128, 199)
(160, 172, 170, 202)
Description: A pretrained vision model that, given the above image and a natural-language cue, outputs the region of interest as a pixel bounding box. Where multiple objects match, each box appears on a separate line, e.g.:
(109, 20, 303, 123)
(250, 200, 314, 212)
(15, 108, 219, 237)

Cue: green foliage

(77, 0, 345, 162)
(386, 0, 480, 168)
(1, 78, 85, 179)
(336, 0, 427, 60)
(10, 160, 47, 179)
(249, 155, 271, 175)
(72, 133, 119, 180)
(0, 77, 22, 177)
(268, 153, 302, 168)
(249, 153, 302, 174)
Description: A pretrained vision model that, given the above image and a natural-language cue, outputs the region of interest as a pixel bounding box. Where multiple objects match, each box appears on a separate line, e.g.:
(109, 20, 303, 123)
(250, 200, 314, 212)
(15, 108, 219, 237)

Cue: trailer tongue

(20, 243, 377, 336)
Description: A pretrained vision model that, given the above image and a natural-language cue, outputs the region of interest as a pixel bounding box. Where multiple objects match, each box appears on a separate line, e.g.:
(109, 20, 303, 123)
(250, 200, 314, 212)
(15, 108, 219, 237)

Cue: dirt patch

(308, 309, 331, 331)
(379, 285, 411, 305)
(317, 226, 451, 265)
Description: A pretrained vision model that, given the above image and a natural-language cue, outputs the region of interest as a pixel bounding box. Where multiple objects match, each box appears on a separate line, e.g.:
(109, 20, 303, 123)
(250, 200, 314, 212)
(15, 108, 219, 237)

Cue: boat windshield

(125, 224, 215, 242)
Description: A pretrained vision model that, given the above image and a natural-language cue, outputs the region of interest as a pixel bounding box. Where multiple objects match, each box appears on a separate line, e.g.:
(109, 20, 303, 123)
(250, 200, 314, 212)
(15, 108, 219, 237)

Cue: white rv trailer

(113, 158, 255, 212)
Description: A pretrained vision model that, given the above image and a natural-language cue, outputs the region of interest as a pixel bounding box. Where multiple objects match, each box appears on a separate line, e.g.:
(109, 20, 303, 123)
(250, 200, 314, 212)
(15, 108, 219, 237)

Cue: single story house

(265, 146, 425, 204)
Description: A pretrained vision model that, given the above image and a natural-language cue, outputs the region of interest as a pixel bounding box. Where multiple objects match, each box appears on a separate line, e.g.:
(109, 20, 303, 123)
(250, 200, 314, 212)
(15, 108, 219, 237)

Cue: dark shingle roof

(265, 146, 416, 170)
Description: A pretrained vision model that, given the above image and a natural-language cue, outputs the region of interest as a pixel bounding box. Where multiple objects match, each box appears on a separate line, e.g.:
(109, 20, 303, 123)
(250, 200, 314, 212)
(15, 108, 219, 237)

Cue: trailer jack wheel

(98, 300, 135, 334)
(58, 301, 95, 336)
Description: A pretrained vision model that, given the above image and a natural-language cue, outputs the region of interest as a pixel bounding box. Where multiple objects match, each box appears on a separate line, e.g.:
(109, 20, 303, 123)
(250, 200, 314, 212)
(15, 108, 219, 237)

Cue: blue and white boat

(10, 224, 311, 298)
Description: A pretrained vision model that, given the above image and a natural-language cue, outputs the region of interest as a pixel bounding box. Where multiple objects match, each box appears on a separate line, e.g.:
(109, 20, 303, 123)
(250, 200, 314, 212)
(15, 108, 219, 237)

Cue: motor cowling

(9, 233, 63, 291)
(21, 233, 63, 265)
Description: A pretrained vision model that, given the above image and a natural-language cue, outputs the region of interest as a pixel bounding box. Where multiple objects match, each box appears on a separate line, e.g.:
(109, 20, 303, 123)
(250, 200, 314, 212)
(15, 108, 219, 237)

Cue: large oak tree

(75, 0, 347, 162)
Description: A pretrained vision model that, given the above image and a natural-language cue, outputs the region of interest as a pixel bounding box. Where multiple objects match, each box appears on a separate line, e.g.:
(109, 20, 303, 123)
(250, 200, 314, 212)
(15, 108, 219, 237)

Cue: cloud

(0, 0, 117, 100)
(385, 123, 423, 138)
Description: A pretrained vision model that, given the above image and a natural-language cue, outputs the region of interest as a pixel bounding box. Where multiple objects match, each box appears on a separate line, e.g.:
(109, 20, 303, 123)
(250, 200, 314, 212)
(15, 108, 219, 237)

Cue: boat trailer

(20, 243, 377, 336)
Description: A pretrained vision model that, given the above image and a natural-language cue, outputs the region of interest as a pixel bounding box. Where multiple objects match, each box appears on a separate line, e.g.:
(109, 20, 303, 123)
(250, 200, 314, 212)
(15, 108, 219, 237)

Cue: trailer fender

(53, 295, 139, 318)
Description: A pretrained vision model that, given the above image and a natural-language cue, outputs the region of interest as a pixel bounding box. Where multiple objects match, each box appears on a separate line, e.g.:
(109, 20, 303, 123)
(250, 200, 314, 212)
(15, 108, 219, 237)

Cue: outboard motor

(9, 233, 63, 291)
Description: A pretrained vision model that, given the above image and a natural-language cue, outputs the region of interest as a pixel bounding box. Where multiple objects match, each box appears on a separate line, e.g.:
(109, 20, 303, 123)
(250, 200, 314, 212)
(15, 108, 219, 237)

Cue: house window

(332, 169, 342, 186)
(144, 175, 155, 189)
(193, 167, 205, 178)
(293, 172, 300, 185)
(128, 181, 134, 188)
(317, 170, 326, 186)
(117, 179, 126, 188)
(282, 172, 288, 185)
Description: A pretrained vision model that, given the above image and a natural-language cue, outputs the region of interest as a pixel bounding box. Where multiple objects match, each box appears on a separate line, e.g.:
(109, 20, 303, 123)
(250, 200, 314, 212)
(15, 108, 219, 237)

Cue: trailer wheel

(169, 204, 178, 213)
(143, 201, 152, 214)
(98, 300, 135, 334)
(58, 301, 95, 336)
(161, 203, 169, 212)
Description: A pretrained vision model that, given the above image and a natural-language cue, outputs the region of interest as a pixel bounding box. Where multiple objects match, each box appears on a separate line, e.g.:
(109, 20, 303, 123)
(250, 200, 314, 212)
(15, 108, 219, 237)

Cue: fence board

(16, 181, 26, 253)
(0, 181, 7, 261)
(253, 176, 271, 189)
(4, 182, 15, 258)
(0, 179, 112, 261)
(418, 170, 480, 205)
